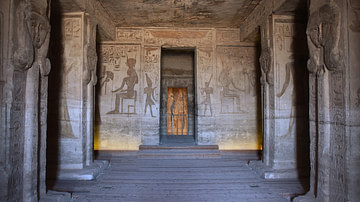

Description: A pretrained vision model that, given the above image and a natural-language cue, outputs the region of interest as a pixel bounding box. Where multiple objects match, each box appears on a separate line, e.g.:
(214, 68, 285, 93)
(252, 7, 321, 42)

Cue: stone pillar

(250, 15, 309, 179)
(84, 14, 98, 166)
(0, 0, 13, 200)
(346, 0, 360, 200)
(259, 17, 274, 167)
(48, 12, 108, 180)
(295, 0, 360, 201)
(0, 0, 68, 201)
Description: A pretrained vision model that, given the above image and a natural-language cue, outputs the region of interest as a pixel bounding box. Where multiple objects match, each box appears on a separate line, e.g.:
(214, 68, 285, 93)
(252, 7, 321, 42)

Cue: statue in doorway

(107, 57, 138, 114)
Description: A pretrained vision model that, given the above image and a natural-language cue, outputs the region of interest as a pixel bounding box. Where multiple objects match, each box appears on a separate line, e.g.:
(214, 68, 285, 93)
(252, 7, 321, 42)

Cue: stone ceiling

(99, 0, 261, 28)
(55, 0, 261, 28)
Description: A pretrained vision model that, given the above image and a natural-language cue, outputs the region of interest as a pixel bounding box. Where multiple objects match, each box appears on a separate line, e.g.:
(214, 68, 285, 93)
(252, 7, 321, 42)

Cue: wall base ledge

(49, 160, 109, 181)
(249, 160, 307, 179)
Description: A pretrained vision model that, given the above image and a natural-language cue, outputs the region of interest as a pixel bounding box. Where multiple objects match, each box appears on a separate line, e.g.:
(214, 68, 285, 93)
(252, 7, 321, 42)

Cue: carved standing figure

(144, 73, 157, 117)
(84, 44, 98, 85)
(200, 74, 213, 116)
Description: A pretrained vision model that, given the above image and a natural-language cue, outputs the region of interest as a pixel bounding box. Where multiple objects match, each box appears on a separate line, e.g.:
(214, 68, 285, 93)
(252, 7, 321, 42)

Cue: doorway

(160, 48, 196, 145)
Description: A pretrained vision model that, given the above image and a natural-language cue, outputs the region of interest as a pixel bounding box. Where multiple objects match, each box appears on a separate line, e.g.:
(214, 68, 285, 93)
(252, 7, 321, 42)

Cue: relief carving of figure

(29, 12, 51, 76)
(13, 1, 34, 71)
(307, 2, 343, 73)
(99, 70, 114, 94)
(219, 60, 243, 97)
(107, 58, 138, 114)
(200, 75, 213, 116)
(84, 44, 98, 85)
(144, 73, 157, 117)
(259, 49, 273, 85)
(349, 0, 360, 32)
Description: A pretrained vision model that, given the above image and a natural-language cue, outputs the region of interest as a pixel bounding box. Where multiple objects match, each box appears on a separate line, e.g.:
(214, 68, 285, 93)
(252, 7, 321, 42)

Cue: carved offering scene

(215, 46, 261, 150)
(95, 44, 142, 150)
(216, 46, 258, 114)
(99, 44, 140, 115)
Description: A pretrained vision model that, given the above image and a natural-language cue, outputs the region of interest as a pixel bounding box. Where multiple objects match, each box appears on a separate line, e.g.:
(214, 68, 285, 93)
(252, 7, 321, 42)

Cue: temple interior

(0, 0, 359, 201)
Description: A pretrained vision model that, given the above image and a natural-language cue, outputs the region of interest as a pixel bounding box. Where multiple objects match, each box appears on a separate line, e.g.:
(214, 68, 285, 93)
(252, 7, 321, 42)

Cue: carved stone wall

(96, 28, 261, 150)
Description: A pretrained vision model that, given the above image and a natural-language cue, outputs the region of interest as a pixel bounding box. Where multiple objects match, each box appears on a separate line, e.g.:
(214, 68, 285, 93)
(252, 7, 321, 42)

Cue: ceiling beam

(94, 1, 116, 41)
(70, 0, 116, 41)
(240, 0, 287, 41)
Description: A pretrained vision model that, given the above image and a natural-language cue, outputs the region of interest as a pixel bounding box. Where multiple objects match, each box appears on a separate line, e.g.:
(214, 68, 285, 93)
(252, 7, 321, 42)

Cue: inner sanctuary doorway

(160, 48, 196, 144)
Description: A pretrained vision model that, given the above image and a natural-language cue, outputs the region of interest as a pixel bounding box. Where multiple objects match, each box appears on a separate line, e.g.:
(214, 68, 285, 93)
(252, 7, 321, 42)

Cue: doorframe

(159, 46, 198, 145)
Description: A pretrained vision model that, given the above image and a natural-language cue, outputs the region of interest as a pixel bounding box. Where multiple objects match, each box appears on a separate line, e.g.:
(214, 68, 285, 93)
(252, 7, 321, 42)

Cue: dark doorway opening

(160, 48, 196, 145)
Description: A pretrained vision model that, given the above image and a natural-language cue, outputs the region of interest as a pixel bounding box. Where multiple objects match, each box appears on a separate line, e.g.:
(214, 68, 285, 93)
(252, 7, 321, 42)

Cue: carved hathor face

(306, 15, 321, 49)
(29, 12, 50, 49)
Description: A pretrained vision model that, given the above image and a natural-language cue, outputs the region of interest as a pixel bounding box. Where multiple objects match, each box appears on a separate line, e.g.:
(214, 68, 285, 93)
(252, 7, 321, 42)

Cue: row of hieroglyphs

(116, 28, 242, 45)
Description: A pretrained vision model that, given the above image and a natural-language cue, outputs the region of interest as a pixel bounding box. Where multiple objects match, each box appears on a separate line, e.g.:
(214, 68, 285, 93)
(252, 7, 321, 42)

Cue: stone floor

(47, 151, 309, 202)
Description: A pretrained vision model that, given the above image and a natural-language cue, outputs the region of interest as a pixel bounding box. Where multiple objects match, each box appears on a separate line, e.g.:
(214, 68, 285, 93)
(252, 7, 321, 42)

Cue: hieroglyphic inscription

(116, 28, 142, 43)
(197, 47, 213, 73)
(329, 71, 346, 201)
(9, 71, 26, 201)
(144, 29, 214, 47)
(143, 46, 160, 73)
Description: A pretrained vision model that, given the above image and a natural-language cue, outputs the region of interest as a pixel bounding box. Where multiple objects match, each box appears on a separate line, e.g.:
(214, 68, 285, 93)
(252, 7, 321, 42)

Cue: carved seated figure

(107, 58, 138, 114)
